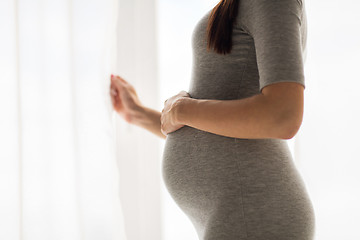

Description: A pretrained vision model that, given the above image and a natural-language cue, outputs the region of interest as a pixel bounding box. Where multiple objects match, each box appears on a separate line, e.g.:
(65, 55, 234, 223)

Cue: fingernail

(111, 74, 114, 78)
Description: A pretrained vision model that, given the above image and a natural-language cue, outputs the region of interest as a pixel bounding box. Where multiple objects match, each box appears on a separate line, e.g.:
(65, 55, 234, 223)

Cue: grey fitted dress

(162, 0, 316, 239)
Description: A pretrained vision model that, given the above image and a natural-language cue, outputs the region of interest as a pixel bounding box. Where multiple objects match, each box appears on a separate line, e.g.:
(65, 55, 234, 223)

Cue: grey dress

(162, 0, 316, 239)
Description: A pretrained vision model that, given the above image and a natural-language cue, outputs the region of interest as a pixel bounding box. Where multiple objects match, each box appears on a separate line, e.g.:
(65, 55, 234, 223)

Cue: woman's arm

(173, 82, 304, 140)
(167, 0, 306, 140)
(130, 106, 167, 139)
(110, 75, 166, 139)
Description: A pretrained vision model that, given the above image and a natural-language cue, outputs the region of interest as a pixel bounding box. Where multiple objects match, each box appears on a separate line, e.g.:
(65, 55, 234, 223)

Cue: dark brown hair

(206, 0, 239, 55)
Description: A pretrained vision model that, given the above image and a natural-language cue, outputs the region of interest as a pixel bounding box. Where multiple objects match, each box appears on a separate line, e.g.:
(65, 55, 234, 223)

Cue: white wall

(297, 1, 360, 239)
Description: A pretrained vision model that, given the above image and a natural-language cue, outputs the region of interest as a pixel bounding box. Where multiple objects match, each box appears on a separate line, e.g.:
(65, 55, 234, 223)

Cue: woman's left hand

(161, 90, 191, 136)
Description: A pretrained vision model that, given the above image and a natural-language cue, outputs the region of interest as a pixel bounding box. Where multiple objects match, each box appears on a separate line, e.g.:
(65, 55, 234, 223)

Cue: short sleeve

(237, 0, 305, 92)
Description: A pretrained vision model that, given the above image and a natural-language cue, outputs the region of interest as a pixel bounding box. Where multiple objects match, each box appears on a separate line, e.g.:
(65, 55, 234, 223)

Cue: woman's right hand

(110, 74, 143, 124)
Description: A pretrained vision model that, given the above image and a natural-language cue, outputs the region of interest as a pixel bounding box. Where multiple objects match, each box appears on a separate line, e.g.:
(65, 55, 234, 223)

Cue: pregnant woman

(110, 0, 316, 239)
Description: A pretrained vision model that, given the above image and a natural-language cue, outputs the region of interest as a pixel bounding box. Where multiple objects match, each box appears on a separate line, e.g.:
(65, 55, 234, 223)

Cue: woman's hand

(110, 74, 143, 123)
(161, 90, 191, 136)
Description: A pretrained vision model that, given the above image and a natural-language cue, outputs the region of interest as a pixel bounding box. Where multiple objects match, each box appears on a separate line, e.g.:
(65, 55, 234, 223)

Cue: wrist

(128, 104, 147, 126)
(173, 97, 194, 125)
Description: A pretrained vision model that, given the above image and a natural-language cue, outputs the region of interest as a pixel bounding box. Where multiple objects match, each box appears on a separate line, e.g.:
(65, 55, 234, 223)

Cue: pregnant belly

(161, 125, 241, 211)
(162, 125, 312, 206)
(161, 126, 315, 236)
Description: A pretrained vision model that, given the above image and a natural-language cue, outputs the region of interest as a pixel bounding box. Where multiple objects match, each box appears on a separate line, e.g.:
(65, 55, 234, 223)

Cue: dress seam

(236, 42, 254, 99)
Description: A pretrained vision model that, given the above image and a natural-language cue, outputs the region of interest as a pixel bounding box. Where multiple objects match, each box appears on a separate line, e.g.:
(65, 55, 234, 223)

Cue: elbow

(276, 113, 303, 140)
(280, 124, 301, 140)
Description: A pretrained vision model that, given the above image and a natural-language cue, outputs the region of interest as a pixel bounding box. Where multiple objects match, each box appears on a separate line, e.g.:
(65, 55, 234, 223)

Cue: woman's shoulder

(235, 0, 304, 33)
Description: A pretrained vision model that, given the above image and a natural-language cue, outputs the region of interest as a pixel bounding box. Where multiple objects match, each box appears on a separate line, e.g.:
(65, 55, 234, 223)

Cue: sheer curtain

(0, 0, 127, 239)
(114, 0, 162, 240)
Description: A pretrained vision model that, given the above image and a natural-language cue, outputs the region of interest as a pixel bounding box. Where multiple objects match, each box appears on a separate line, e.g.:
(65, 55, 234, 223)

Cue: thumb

(110, 88, 118, 96)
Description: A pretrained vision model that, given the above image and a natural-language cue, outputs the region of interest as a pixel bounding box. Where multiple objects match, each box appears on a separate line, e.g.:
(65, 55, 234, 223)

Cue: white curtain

(0, 0, 127, 239)
(114, 0, 162, 239)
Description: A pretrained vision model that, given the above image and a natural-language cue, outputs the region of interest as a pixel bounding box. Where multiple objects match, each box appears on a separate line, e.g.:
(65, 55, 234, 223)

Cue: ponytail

(206, 0, 239, 55)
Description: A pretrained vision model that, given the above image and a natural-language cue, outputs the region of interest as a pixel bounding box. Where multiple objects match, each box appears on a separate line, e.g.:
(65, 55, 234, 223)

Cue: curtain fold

(0, 0, 127, 239)
(114, 0, 162, 239)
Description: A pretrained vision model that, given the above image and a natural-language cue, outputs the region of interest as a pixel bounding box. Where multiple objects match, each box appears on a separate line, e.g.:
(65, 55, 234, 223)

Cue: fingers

(110, 88, 117, 94)
(110, 82, 118, 97)
(110, 91, 117, 108)
(110, 93, 116, 106)
(110, 83, 117, 94)
(111, 74, 127, 88)
(180, 90, 191, 97)
(110, 75, 123, 99)
(161, 128, 167, 136)
(110, 75, 121, 88)
(109, 79, 119, 108)
(110, 85, 117, 99)
(117, 76, 127, 84)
